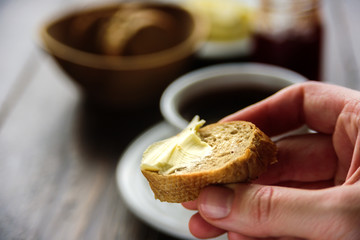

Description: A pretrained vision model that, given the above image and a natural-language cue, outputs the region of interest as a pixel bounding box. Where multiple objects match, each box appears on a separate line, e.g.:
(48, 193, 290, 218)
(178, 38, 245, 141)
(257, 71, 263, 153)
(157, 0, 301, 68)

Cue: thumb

(197, 184, 335, 239)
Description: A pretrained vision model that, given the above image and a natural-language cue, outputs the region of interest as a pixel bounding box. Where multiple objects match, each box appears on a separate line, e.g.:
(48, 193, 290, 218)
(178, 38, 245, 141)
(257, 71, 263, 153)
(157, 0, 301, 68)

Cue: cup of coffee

(160, 63, 307, 130)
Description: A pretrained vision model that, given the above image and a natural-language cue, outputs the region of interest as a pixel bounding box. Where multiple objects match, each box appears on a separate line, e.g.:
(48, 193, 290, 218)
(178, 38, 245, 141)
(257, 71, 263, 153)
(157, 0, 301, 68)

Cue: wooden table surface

(1, 0, 360, 239)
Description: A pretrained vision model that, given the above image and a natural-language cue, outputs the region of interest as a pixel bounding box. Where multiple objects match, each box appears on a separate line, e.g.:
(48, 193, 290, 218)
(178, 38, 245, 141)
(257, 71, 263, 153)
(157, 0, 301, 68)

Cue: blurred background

(0, 0, 360, 239)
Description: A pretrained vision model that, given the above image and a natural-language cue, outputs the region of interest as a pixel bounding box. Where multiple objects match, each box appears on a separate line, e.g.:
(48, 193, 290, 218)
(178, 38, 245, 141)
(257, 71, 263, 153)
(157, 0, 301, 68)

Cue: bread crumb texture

(141, 121, 277, 202)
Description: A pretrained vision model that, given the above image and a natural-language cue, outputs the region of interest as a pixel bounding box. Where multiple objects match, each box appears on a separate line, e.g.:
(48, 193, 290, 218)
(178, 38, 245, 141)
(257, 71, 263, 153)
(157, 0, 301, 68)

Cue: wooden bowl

(40, 3, 208, 108)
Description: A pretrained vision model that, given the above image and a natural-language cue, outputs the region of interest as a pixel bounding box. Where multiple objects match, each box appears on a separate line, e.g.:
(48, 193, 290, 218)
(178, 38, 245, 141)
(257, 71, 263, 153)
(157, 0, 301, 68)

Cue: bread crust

(141, 121, 277, 203)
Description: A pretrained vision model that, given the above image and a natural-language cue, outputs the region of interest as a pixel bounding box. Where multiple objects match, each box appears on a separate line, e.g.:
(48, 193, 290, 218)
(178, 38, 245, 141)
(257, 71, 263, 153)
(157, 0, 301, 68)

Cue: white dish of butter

(116, 121, 227, 240)
(184, 0, 255, 59)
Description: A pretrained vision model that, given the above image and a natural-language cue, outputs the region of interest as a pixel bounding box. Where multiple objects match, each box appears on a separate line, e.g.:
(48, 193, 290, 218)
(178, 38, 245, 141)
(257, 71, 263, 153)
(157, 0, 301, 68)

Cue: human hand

(182, 82, 360, 240)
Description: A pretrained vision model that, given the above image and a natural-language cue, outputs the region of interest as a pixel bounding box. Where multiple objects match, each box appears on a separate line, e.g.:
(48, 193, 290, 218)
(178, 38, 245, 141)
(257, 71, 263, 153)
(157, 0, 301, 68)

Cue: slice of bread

(141, 121, 277, 203)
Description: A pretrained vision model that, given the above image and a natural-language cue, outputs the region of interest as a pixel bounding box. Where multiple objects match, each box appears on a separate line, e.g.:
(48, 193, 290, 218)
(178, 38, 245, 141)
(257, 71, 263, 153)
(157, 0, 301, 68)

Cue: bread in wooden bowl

(141, 116, 277, 203)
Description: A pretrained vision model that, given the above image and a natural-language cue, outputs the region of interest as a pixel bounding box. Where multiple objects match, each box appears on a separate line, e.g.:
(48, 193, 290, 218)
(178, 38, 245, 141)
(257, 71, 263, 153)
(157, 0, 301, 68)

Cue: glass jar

(252, 0, 323, 80)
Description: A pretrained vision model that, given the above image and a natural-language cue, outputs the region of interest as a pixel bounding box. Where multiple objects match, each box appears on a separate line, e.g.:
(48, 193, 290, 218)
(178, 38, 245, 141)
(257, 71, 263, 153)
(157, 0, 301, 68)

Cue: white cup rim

(160, 62, 308, 130)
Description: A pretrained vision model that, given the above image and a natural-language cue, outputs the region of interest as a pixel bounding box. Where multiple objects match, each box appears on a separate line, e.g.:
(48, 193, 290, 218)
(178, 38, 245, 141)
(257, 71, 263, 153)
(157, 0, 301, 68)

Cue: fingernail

(199, 187, 234, 219)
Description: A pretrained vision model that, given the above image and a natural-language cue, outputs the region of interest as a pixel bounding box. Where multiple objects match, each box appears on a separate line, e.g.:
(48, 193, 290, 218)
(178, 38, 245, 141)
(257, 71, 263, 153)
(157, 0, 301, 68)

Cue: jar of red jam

(252, 0, 323, 81)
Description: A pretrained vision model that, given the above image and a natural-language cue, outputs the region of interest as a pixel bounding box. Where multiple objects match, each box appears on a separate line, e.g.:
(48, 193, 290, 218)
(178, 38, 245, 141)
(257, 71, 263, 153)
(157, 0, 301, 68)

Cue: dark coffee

(179, 87, 277, 124)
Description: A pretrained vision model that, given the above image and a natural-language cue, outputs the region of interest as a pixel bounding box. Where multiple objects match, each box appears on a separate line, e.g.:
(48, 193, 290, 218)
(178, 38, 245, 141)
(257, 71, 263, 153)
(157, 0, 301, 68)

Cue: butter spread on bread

(141, 116, 277, 203)
(141, 116, 212, 174)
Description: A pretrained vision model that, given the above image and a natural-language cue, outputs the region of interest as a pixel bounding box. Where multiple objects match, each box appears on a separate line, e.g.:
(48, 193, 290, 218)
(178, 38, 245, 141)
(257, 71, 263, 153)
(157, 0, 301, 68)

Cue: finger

(182, 200, 198, 210)
(188, 212, 225, 239)
(255, 133, 337, 184)
(220, 82, 360, 136)
(196, 185, 343, 239)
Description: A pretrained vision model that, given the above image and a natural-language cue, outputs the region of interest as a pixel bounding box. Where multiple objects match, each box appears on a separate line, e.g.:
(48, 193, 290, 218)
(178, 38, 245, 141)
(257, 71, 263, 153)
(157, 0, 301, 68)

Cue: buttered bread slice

(141, 116, 277, 203)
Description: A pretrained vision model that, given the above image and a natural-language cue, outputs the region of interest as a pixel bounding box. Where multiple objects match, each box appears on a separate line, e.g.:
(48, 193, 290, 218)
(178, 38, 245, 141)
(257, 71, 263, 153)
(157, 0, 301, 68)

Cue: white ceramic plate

(116, 121, 227, 240)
